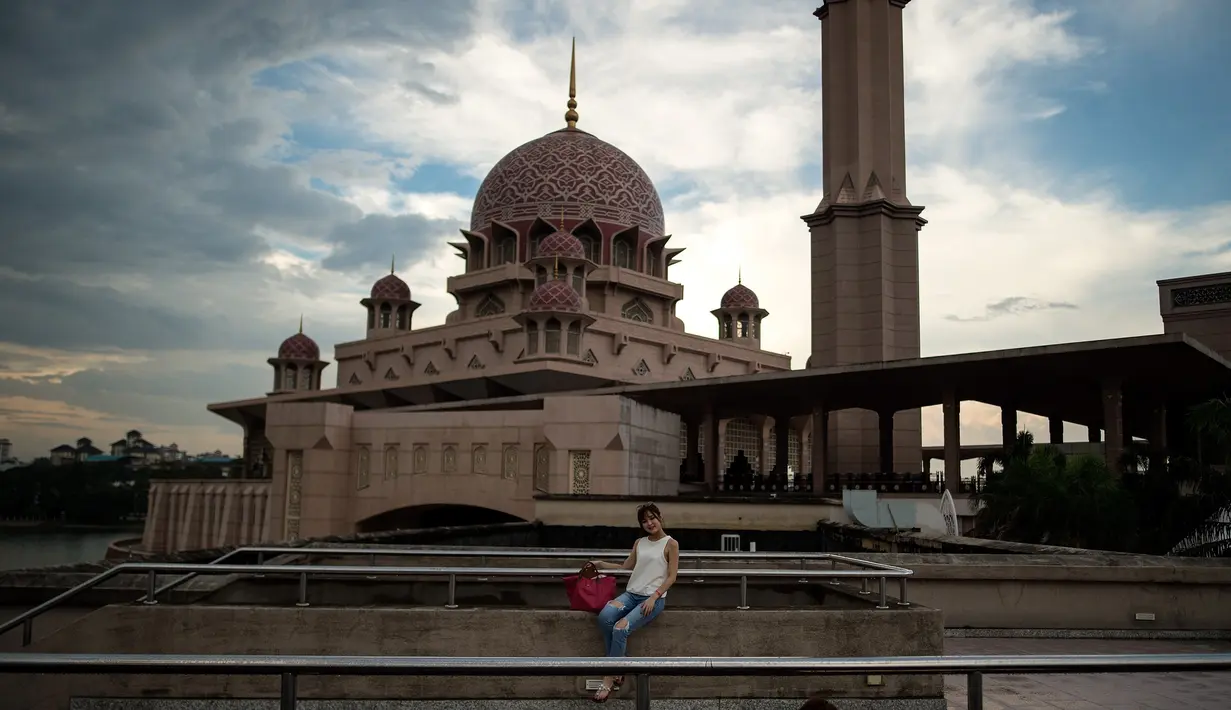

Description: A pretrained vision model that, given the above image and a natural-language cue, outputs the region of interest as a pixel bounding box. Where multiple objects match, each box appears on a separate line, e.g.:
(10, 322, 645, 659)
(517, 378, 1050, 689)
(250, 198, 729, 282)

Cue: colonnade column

(811, 404, 829, 493)
(1149, 404, 1167, 473)
(703, 410, 721, 492)
(685, 418, 701, 481)
(1001, 406, 1017, 453)
(1102, 377, 1124, 473)
(878, 409, 895, 473)
(1048, 418, 1064, 445)
(774, 415, 790, 474)
(942, 389, 961, 494)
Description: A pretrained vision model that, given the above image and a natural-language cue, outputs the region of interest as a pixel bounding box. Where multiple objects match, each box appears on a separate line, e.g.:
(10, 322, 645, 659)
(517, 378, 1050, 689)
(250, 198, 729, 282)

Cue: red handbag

(563, 562, 617, 613)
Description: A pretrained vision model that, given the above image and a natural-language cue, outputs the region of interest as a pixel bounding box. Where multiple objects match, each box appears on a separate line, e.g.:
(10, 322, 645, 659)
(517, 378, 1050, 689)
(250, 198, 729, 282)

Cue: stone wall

(141, 479, 272, 554)
(6, 604, 944, 707)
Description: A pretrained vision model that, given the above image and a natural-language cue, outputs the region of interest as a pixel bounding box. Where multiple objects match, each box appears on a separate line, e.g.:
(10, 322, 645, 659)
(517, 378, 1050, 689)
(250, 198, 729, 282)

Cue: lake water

(0, 528, 137, 571)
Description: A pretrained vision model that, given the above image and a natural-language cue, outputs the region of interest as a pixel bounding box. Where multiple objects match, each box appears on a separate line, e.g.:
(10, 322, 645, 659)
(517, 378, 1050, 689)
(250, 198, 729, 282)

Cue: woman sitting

(589, 502, 679, 703)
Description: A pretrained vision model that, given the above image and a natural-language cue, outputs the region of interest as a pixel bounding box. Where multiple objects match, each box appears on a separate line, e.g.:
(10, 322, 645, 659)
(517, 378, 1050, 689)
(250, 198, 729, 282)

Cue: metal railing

(0, 559, 912, 647)
(138, 544, 906, 605)
(2, 652, 1229, 710)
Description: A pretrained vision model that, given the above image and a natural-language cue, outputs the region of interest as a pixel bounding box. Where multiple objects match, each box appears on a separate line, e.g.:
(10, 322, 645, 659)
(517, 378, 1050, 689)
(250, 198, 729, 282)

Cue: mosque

(140, 0, 1231, 553)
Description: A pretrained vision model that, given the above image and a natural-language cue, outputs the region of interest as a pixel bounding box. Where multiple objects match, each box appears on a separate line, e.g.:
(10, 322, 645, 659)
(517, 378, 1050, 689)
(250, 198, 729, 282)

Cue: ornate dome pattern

(278, 332, 320, 360)
(470, 129, 665, 236)
(528, 278, 582, 312)
(536, 230, 586, 260)
(720, 284, 760, 310)
(370, 273, 411, 300)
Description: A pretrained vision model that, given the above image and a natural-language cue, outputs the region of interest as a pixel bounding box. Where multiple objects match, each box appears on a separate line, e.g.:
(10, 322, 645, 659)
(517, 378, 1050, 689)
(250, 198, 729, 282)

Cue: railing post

(143, 570, 159, 605)
(830, 557, 841, 585)
(737, 575, 750, 610)
(859, 577, 871, 595)
(281, 671, 297, 710)
(255, 552, 265, 578)
(967, 671, 983, 710)
(366, 553, 377, 580)
(876, 577, 889, 609)
(21, 618, 32, 647)
(634, 674, 651, 710)
(296, 572, 309, 607)
(897, 576, 910, 606)
(446, 574, 459, 609)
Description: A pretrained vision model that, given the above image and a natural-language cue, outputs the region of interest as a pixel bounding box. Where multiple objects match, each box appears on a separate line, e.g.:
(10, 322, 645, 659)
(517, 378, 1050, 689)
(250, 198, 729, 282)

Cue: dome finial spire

(390, 254, 396, 274)
(738, 266, 742, 285)
(553, 255, 560, 279)
(564, 37, 579, 129)
(298, 314, 303, 334)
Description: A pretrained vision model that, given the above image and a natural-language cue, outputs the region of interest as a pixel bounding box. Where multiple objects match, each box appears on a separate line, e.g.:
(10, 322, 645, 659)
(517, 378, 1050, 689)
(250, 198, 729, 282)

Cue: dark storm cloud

(944, 296, 1079, 323)
(0, 0, 476, 348)
(321, 213, 455, 272)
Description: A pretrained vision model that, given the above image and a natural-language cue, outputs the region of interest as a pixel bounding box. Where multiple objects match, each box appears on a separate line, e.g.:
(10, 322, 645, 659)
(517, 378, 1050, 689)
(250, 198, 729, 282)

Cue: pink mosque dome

(370, 272, 410, 301)
(469, 128, 665, 236)
(527, 278, 583, 312)
(536, 229, 586, 260)
(278, 331, 320, 360)
(720, 283, 760, 310)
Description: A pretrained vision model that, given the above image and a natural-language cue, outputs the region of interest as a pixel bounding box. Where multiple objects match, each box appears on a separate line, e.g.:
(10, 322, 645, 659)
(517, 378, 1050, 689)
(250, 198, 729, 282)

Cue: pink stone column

(942, 390, 961, 494)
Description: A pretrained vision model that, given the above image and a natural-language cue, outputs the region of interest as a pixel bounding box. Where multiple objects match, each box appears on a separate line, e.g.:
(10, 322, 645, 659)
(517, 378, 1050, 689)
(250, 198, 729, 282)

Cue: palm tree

(973, 436, 1135, 551)
(1187, 395, 1231, 468)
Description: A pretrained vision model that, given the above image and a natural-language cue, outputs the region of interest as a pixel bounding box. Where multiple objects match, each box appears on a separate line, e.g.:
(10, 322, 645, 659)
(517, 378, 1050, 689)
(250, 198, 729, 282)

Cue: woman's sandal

(592, 683, 613, 703)
(611, 676, 624, 692)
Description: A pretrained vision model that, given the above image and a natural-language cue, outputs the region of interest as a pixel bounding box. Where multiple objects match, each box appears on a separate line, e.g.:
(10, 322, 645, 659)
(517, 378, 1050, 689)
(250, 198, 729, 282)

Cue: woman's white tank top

(626, 535, 672, 597)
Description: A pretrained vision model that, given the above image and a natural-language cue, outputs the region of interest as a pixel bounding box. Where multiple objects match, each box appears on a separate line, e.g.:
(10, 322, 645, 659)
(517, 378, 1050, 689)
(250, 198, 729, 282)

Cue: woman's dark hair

(636, 502, 661, 524)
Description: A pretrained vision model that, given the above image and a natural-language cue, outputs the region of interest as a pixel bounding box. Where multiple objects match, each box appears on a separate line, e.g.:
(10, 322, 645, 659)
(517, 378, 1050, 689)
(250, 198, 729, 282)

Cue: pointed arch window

(395, 305, 408, 329)
(566, 321, 581, 355)
(496, 237, 516, 265)
(283, 365, 297, 391)
(722, 314, 733, 338)
(571, 266, 584, 294)
(578, 235, 599, 263)
(379, 303, 393, 328)
(300, 366, 312, 390)
(621, 298, 653, 324)
(613, 239, 633, 269)
(544, 318, 561, 353)
(526, 321, 539, 355)
(536, 265, 548, 287)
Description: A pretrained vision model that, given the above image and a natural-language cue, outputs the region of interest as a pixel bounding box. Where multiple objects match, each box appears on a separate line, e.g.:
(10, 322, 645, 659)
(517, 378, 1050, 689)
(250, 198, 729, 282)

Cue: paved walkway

(945, 638, 1231, 709)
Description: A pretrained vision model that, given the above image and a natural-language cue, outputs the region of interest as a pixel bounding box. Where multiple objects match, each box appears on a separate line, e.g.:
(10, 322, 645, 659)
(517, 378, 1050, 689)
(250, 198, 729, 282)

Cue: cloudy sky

(1, 0, 1229, 461)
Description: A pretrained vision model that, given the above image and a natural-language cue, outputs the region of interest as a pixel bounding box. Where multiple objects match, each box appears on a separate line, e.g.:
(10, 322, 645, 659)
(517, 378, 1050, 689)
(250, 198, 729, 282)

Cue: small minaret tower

(362, 256, 420, 337)
(712, 270, 768, 348)
(268, 316, 329, 394)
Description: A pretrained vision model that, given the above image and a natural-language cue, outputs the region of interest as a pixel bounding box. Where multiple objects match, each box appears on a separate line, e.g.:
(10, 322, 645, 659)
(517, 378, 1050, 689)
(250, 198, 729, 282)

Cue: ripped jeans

(596, 591, 666, 658)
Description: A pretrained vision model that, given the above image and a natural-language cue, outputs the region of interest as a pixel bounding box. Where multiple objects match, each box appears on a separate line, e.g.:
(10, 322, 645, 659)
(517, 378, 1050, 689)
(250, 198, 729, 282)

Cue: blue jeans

(597, 591, 665, 658)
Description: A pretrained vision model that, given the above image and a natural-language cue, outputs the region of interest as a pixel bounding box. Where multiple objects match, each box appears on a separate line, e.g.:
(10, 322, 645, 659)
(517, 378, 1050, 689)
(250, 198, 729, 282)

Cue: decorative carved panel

(533, 444, 550, 493)
(413, 445, 428, 474)
(356, 446, 370, 490)
(284, 450, 303, 541)
(384, 445, 399, 479)
(473, 445, 488, 474)
(680, 367, 696, 381)
(348, 372, 361, 385)
(570, 450, 592, 495)
(1173, 283, 1231, 308)
(632, 359, 651, 376)
(583, 349, 597, 364)
(468, 355, 485, 370)
(502, 444, 519, 480)
(442, 445, 458, 473)
(384, 368, 399, 381)
(424, 361, 439, 376)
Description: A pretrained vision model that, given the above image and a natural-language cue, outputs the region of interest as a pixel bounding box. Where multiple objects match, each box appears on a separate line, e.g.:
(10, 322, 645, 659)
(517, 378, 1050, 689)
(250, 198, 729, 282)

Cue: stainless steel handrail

(0, 561, 911, 647)
(1, 652, 1228, 710)
(143, 545, 908, 605)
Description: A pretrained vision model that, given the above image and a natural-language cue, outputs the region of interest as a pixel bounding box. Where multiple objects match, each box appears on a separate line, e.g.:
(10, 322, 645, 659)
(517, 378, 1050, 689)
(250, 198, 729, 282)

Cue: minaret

(802, 0, 925, 474)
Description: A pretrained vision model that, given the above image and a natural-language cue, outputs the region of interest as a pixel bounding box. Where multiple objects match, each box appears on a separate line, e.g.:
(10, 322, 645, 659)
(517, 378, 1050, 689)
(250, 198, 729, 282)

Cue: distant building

(0, 438, 11, 462)
(108, 430, 186, 465)
(49, 437, 103, 465)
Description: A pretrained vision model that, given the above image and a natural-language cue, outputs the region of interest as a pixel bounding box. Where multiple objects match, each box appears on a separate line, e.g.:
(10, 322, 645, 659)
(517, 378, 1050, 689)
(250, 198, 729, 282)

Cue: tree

(973, 434, 1136, 551)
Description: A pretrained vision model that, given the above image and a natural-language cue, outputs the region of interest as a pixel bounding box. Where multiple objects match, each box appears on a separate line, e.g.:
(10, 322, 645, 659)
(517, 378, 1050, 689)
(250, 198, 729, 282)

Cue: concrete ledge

(6, 605, 944, 707)
(70, 699, 948, 710)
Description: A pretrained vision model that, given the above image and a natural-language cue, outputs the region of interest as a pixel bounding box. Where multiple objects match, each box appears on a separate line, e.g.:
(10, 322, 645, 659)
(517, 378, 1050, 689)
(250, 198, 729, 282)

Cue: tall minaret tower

(802, 0, 925, 474)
